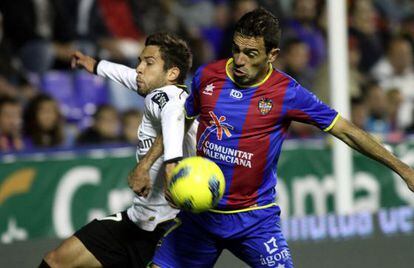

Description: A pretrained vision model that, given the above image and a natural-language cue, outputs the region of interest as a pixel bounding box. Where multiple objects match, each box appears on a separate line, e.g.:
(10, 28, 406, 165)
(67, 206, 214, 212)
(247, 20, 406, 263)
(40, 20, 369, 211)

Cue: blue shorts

(153, 205, 294, 267)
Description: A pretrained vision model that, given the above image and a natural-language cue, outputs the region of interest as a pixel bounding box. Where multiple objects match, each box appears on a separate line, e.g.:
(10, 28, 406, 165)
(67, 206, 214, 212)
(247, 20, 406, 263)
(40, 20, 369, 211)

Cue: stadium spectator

(351, 97, 368, 130)
(59, 0, 110, 57)
(400, 13, 414, 49)
(370, 36, 414, 128)
(280, 38, 313, 88)
(349, 0, 384, 73)
(218, 0, 259, 58)
(386, 88, 403, 132)
(94, 0, 145, 64)
(0, 11, 38, 100)
(375, 0, 414, 30)
(313, 36, 363, 105)
(0, 96, 24, 152)
(283, 0, 326, 68)
(0, 0, 76, 73)
(76, 104, 120, 145)
(120, 108, 142, 145)
(361, 81, 390, 134)
(23, 94, 64, 148)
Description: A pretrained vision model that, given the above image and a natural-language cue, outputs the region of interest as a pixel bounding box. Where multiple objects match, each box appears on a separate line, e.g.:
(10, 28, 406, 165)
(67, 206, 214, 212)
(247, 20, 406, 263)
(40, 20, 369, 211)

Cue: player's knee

(43, 250, 57, 267)
(44, 249, 65, 268)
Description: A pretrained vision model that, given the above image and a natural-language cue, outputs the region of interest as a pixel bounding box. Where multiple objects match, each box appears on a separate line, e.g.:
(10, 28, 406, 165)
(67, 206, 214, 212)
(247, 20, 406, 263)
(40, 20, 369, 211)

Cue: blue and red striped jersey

(185, 59, 339, 210)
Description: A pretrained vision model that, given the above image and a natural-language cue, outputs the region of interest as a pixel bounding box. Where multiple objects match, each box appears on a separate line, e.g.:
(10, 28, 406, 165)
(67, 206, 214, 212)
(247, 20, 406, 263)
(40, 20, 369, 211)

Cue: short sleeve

(286, 83, 339, 131)
(160, 98, 185, 162)
(184, 67, 202, 118)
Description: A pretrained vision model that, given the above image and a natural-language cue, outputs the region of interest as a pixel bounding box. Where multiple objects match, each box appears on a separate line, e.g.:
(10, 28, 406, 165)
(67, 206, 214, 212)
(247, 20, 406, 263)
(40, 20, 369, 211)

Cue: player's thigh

(152, 213, 222, 268)
(44, 235, 101, 267)
(228, 213, 294, 267)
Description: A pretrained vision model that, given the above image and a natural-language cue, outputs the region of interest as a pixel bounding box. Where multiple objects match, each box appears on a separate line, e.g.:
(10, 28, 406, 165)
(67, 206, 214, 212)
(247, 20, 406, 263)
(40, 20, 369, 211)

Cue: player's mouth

(233, 68, 247, 77)
(136, 79, 144, 87)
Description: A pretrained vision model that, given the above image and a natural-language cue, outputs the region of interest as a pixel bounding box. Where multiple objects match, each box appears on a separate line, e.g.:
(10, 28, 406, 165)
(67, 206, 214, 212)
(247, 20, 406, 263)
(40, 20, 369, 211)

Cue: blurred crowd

(1, 0, 414, 153)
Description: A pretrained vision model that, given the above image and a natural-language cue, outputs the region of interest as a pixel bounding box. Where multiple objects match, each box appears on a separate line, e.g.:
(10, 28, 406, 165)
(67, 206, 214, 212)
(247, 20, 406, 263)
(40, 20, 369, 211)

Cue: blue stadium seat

(74, 71, 109, 117)
(40, 71, 83, 122)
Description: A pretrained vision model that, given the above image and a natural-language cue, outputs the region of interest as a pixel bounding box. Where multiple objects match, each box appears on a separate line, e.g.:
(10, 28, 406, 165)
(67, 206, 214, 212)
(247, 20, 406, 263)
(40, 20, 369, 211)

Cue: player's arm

(161, 102, 185, 182)
(71, 50, 137, 91)
(329, 116, 414, 192)
(128, 135, 164, 197)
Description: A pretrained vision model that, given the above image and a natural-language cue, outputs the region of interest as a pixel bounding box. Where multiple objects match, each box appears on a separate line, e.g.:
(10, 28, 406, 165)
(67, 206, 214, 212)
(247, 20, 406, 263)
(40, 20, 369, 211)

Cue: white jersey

(97, 60, 197, 231)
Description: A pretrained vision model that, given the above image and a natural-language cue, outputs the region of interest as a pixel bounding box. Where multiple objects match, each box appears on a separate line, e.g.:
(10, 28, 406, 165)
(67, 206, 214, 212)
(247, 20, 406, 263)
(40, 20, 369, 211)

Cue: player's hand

(164, 162, 179, 209)
(71, 50, 97, 73)
(127, 164, 152, 197)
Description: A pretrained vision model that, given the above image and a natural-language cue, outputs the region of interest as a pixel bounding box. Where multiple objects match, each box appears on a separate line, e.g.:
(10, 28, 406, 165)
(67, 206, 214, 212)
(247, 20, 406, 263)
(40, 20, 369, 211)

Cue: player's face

(135, 45, 169, 96)
(231, 33, 277, 86)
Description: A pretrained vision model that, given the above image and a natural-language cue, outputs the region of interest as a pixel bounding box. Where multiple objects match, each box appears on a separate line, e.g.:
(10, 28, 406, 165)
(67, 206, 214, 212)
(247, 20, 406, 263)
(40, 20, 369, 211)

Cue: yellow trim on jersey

(323, 114, 340, 132)
(162, 218, 182, 237)
(209, 202, 277, 214)
(225, 58, 273, 88)
(184, 108, 198, 120)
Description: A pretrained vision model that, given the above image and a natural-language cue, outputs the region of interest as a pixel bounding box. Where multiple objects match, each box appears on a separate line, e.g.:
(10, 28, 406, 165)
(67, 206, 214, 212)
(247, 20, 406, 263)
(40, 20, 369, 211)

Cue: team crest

(258, 98, 273, 115)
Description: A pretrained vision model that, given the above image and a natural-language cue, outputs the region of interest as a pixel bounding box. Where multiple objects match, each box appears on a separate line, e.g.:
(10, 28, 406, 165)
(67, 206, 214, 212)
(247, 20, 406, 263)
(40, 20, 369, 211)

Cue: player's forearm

(139, 135, 164, 170)
(332, 119, 411, 177)
(96, 60, 138, 91)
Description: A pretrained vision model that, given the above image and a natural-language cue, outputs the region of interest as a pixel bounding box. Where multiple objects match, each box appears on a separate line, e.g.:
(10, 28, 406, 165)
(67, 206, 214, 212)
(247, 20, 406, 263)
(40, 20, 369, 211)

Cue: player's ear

(167, 67, 180, 83)
(267, 48, 280, 64)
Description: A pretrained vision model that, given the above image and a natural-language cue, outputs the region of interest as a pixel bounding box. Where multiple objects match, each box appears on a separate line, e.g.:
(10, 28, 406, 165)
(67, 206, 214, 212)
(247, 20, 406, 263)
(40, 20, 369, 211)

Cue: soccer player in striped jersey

(151, 8, 414, 268)
(40, 32, 196, 268)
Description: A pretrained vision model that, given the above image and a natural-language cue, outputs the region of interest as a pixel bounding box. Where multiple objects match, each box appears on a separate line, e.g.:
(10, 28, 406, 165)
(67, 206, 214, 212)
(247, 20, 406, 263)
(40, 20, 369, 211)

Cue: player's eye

(246, 52, 258, 58)
(232, 45, 240, 53)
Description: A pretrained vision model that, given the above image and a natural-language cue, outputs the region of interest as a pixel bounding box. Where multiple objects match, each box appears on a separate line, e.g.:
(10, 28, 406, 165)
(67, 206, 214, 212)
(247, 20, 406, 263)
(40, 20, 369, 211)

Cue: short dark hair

(94, 104, 117, 121)
(234, 8, 281, 52)
(145, 32, 193, 84)
(0, 96, 19, 113)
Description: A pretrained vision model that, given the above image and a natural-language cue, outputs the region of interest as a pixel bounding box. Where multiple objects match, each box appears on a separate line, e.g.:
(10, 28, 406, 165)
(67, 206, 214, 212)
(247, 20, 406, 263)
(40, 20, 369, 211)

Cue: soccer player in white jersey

(39, 32, 196, 268)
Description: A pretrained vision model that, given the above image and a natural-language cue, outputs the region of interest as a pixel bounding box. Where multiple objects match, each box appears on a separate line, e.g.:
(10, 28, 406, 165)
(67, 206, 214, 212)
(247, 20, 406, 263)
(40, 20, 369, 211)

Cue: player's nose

(136, 62, 144, 74)
(233, 54, 246, 66)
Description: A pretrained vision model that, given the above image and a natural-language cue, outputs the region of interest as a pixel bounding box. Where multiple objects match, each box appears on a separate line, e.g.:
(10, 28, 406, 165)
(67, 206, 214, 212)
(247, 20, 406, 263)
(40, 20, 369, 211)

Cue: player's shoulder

(146, 85, 187, 110)
(269, 68, 296, 87)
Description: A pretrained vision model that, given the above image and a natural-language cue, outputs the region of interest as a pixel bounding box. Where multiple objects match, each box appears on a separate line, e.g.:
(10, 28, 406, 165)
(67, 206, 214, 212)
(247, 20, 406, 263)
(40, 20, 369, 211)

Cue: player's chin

(234, 76, 251, 86)
(137, 87, 148, 97)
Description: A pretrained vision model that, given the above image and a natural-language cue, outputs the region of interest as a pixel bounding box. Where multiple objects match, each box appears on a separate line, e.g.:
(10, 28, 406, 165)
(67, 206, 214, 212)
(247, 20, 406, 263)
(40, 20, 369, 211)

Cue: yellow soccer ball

(168, 156, 225, 213)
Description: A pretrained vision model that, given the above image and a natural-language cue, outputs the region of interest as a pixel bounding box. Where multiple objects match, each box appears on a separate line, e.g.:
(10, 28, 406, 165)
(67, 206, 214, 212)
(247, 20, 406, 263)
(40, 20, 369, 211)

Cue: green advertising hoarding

(1, 141, 413, 243)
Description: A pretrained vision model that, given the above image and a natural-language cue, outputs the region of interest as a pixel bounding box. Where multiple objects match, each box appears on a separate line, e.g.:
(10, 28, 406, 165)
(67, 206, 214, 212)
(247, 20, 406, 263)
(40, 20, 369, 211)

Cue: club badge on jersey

(152, 92, 169, 110)
(258, 98, 273, 115)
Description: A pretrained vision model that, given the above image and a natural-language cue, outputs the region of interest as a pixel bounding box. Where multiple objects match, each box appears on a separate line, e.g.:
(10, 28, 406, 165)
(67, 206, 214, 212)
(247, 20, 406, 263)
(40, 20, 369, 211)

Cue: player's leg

(227, 206, 294, 267)
(42, 235, 101, 267)
(151, 211, 222, 268)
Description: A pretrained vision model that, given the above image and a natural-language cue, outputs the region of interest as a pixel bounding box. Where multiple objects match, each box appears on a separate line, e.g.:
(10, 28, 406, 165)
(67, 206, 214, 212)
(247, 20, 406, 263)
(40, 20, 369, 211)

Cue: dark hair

(234, 8, 281, 52)
(282, 37, 305, 52)
(93, 104, 117, 121)
(0, 96, 19, 113)
(23, 94, 63, 147)
(121, 109, 142, 124)
(145, 32, 193, 84)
